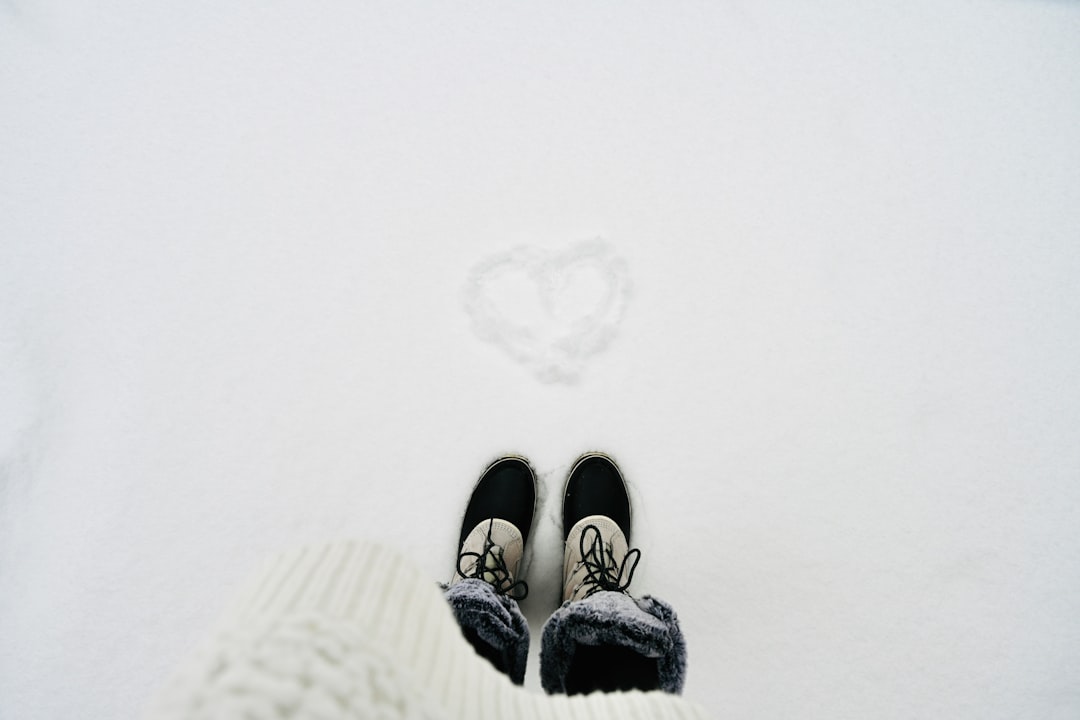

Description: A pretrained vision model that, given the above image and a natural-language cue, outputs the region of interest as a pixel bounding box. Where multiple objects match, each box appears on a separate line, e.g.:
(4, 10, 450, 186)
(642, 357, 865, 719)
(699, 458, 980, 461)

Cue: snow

(2, 1, 1080, 718)
(464, 239, 631, 383)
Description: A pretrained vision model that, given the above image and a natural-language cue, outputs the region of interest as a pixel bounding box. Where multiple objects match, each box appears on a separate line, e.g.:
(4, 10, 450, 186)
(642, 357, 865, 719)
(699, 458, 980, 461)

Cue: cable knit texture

(151, 613, 443, 719)
(144, 541, 707, 720)
(442, 578, 530, 684)
(540, 590, 688, 695)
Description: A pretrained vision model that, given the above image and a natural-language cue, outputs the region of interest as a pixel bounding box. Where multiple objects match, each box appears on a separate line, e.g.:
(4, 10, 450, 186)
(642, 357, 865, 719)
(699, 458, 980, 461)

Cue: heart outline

(463, 239, 632, 384)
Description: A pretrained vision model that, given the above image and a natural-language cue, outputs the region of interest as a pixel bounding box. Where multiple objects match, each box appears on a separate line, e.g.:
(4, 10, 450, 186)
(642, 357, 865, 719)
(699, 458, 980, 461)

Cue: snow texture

(463, 240, 631, 384)
(3, 2, 1080, 719)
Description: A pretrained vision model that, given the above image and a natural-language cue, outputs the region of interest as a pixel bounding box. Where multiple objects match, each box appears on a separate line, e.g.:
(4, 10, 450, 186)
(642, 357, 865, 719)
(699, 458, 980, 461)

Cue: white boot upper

(450, 518, 525, 593)
(562, 514, 632, 603)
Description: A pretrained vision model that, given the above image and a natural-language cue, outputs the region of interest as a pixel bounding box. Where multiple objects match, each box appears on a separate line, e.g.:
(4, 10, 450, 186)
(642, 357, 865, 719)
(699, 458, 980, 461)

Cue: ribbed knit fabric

(145, 540, 709, 719)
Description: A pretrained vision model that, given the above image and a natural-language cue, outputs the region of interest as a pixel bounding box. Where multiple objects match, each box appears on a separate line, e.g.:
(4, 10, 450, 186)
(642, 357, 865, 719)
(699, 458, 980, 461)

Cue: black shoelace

(456, 518, 529, 600)
(572, 523, 642, 599)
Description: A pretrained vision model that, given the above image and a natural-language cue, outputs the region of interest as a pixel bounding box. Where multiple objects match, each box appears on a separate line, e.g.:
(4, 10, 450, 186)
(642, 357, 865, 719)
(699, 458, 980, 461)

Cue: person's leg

(565, 644, 661, 694)
(540, 453, 687, 696)
(442, 456, 536, 685)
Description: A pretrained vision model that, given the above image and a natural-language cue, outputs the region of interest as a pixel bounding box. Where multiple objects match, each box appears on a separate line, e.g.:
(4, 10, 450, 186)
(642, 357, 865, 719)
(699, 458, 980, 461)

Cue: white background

(2, 1, 1079, 718)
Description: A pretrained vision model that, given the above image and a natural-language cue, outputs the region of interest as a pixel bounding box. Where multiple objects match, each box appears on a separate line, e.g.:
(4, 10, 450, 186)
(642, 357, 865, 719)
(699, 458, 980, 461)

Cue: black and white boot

(540, 452, 688, 695)
(443, 456, 536, 685)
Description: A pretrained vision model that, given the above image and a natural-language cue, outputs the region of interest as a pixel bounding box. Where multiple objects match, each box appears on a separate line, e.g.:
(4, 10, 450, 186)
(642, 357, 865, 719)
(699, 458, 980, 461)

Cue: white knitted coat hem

(144, 540, 709, 720)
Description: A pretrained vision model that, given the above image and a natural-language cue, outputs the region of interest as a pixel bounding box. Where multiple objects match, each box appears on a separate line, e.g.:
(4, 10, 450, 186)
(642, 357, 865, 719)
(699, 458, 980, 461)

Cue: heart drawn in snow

(463, 239, 632, 384)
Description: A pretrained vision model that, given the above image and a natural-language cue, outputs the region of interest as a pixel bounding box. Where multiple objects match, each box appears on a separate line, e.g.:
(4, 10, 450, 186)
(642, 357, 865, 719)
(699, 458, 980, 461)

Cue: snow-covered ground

(2, 1, 1079, 718)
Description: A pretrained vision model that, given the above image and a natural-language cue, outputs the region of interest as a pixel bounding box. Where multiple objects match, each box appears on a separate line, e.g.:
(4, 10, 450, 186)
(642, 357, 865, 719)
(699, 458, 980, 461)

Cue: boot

(443, 456, 536, 684)
(540, 452, 688, 695)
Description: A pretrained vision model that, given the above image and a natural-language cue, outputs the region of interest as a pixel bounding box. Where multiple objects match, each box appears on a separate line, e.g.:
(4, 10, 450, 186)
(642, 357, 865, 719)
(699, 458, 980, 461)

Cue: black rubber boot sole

(562, 452, 632, 542)
(458, 455, 538, 550)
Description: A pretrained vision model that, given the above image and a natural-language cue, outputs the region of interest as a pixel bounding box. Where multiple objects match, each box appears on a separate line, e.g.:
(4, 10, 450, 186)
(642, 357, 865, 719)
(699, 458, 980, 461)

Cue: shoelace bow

(457, 518, 529, 600)
(572, 523, 642, 599)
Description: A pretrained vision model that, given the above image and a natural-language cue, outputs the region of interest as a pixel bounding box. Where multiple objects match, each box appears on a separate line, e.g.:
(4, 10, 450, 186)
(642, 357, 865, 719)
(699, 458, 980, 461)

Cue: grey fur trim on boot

(442, 578, 530, 684)
(540, 590, 687, 695)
